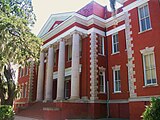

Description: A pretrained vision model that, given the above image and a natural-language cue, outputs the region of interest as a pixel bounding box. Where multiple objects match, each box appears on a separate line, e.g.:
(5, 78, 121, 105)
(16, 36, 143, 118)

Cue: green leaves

(0, 10, 42, 71)
(142, 97, 160, 120)
(0, 105, 14, 120)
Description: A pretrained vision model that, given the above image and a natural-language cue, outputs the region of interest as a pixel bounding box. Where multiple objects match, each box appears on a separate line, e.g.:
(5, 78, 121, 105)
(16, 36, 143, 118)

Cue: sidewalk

(14, 115, 40, 120)
(15, 116, 129, 120)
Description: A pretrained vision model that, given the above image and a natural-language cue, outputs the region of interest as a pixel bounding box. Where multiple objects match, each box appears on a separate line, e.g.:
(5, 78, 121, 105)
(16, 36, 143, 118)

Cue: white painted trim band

(106, 24, 125, 36)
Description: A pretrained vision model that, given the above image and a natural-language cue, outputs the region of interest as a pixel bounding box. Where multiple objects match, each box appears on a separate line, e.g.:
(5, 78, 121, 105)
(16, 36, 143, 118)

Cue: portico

(36, 30, 86, 101)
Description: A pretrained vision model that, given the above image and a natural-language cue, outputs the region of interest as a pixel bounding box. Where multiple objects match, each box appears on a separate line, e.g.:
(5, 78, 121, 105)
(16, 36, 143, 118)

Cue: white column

(56, 39, 65, 100)
(45, 46, 54, 101)
(36, 51, 45, 101)
(70, 31, 80, 100)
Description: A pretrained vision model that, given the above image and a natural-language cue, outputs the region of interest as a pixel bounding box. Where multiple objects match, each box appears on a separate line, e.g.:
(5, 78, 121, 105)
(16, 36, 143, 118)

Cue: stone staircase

(16, 102, 57, 119)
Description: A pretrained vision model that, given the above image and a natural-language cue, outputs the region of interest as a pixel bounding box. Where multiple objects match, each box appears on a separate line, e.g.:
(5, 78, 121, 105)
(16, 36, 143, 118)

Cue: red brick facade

(15, 0, 160, 120)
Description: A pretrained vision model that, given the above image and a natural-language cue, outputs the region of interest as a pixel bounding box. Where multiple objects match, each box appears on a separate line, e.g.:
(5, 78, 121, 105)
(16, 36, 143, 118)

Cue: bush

(142, 97, 160, 120)
(0, 105, 14, 120)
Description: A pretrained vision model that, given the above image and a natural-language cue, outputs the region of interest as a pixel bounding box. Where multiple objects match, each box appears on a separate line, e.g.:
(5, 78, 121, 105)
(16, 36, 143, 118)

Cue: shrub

(0, 105, 14, 120)
(142, 97, 160, 120)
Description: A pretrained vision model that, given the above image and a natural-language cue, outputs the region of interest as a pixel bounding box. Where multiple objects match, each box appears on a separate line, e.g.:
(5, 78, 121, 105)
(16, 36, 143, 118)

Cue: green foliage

(0, 0, 36, 26)
(0, 105, 14, 120)
(142, 97, 160, 120)
(0, 0, 41, 106)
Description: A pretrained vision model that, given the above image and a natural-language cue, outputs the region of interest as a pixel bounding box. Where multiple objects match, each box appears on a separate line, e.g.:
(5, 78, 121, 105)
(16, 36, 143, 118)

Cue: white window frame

(112, 33, 119, 54)
(98, 36, 105, 55)
(112, 65, 121, 93)
(140, 47, 157, 86)
(99, 70, 106, 93)
(138, 3, 152, 32)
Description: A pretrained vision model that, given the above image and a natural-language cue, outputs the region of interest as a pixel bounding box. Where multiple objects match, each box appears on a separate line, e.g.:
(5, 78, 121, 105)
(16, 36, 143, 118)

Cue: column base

(56, 97, 64, 102)
(43, 99, 53, 103)
(69, 96, 80, 101)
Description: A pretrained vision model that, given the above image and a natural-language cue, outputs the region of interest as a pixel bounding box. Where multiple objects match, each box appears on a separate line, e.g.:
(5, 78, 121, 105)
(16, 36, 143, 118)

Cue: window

(98, 36, 104, 55)
(99, 71, 106, 93)
(68, 44, 72, 61)
(64, 81, 70, 99)
(142, 53, 157, 85)
(112, 33, 119, 54)
(138, 4, 151, 32)
(54, 50, 57, 66)
(113, 66, 121, 93)
(140, 47, 157, 86)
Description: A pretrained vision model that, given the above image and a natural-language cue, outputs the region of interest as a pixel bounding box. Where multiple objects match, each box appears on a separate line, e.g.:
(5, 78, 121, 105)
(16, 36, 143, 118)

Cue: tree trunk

(0, 65, 16, 106)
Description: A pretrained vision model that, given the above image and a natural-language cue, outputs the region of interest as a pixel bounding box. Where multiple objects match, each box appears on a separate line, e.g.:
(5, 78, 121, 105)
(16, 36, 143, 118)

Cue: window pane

(141, 19, 146, 31)
(144, 55, 149, 69)
(147, 79, 151, 84)
(149, 53, 154, 68)
(146, 70, 151, 80)
(144, 5, 149, 17)
(151, 69, 156, 80)
(140, 7, 144, 18)
(116, 44, 119, 52)
(146, 17, 151, 29)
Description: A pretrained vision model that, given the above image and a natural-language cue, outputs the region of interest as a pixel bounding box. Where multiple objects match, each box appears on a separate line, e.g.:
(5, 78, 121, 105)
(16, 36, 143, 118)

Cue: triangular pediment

(38, 12, 74, 38)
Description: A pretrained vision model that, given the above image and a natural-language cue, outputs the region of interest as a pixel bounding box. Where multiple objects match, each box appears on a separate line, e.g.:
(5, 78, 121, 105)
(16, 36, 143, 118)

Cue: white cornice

(105, 12, 125, 28)
(123, 0, 150, 12)
(40, 13, 106, 41)
(106, 24, 125, 36)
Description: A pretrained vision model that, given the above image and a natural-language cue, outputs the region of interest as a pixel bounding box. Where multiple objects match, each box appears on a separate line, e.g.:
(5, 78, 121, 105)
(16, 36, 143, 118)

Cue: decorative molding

(140, 47, 155, 54)
(125, 12, 137, 98)
(90, 32, 98, 101)
(112, 65, 121, 70)
(99, 66, 106, 71)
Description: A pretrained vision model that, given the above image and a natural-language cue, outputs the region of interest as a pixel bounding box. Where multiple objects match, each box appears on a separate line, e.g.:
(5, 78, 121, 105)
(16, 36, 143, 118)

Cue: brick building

(15, 0, 160, 120)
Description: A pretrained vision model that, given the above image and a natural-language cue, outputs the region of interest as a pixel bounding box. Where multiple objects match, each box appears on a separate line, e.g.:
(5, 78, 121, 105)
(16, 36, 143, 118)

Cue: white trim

(40, 13, 105, 41)
(42, 27, 105, 49)
(105, 12, 124, 26)
(106, 24, 125, 36)
(53, 65, 81, 79)
(140, 47, 155, 54)
(123, 0, 150, 12)
(88, 28, 105, 36)
(38, 12, 74, 37)
(129, 95, 160, 102)
(109, 99, 129, 103)
(112, 65, 121, 93)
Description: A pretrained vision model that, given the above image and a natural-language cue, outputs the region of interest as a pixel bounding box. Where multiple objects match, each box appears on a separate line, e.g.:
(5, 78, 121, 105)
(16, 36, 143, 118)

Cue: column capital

(70, 30, 82, 37)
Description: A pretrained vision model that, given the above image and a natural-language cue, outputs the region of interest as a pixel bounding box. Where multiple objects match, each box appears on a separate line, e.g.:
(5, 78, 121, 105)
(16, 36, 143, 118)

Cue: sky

(31, 0, 111, 35)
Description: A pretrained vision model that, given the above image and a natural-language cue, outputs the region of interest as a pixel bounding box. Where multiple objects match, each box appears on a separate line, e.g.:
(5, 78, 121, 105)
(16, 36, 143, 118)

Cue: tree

(142, 97, 160, 120)
(0, 0, 42, 105)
